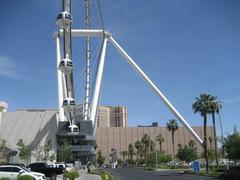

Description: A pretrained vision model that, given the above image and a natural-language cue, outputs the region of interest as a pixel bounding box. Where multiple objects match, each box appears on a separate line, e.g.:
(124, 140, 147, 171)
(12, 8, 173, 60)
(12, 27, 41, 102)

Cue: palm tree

(121, 151, 128, 163)
(141, 134, 151, 166)
(209, 96, 221, 168)
(128, 144, 135, 164)
(149, 140, 155, 152)
(189, 140, 196, 149)
(192, 93, 212, 173)
(166, 119, 178, 162)
(188, 140, 197, 153)
(156, 134, 165, 154)
(208, 136, 213, 149)
(135, 140, 142, 163)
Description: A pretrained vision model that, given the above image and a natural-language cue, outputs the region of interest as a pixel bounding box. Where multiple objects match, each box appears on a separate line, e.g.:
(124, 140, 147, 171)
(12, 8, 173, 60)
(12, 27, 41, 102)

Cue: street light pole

(155, 150, 158, 168)
(217, 101, 224, 153)
(217, 101, 229, 170)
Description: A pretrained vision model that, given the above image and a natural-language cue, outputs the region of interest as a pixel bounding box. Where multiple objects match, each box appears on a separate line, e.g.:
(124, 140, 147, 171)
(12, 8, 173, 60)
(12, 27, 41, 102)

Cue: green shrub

(63, 171, 79, 180)
(100, 170, 114, 180)
(17, 175, 34, 180)
(0, 178, 10, 180)
(91, 169, 114, 180)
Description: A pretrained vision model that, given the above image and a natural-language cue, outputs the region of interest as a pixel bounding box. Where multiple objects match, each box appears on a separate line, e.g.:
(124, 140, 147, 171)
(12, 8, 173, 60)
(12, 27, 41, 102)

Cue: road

(105, 167, 220, 180)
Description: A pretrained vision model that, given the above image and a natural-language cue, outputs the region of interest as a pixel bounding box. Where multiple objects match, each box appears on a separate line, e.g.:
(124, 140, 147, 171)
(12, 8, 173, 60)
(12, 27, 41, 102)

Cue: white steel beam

(58, 29, 104, 37)
(55, 34, 65, 122)
(90, 38, 108, 136)
(109, 36, 203, 145)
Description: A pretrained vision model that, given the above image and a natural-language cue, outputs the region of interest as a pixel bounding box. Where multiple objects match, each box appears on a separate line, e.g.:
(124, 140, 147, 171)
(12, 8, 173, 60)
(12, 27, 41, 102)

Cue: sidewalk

(77, 174, 102, 180)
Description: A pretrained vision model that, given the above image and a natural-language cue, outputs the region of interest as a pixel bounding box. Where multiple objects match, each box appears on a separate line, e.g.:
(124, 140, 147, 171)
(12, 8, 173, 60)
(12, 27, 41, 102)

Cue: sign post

(193, 161, 201, 172)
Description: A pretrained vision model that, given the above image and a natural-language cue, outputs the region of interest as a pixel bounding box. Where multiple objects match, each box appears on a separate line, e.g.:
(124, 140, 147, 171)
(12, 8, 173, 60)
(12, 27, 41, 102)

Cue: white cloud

(0, 56, 21, 79)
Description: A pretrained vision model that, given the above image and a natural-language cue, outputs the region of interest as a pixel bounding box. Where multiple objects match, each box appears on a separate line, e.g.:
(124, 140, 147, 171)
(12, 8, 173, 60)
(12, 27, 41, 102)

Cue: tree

(188, 140, 196, 150)
(166, 119, 178, 162)
(128, 144, 135, 164)
(17, 139, 31, 165)
(224, 129, 240, 164)
(33, 144, 44, 161)
(134, 140, 143, 163)
(176, 142, 198, 163)
(192, 93, 212, 173)
(49, 154, 56, 163)
(149, 140, 155, 152)
(141, 134, 151, 166)
(156, 134, 164, 154)
(58, 139, 73, 163)
(208, 149, 215, 162)
(0, 139, 7, 164)
(208, 136, 213, 149)
(120, 151, 128, 162)
(158, 153, 172, 163)
(209, 96, 221, 167)
(97, 150, 106, 167)
(43, 139, 52, 161)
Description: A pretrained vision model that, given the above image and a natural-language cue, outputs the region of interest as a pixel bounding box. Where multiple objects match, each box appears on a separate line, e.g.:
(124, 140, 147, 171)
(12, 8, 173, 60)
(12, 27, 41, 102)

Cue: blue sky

(0, 0, 240, 136)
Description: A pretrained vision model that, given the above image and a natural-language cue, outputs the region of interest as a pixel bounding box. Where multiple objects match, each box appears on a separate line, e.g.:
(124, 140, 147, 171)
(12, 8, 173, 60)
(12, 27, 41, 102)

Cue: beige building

(96, 126, 214, 163)
(0, 108, 213, 165)
(97, 106, 111, 127)
(97, 106, 127, 127)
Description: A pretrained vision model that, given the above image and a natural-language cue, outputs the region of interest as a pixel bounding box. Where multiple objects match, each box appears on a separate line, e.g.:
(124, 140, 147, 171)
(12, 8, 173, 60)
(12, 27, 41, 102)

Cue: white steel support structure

(55, 33, 65, 122)
(55, 0, 204, 165)
(109, 36, 203, 144)
(90, 37, 108, 136)
(56, 29, 204, 145)
(55, 28, 203, 145)
(84, 0, 91, 121)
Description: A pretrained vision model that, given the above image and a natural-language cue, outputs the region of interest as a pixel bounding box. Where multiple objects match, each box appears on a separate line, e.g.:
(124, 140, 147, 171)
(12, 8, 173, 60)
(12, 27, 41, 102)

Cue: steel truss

(55, 29, 203, 145)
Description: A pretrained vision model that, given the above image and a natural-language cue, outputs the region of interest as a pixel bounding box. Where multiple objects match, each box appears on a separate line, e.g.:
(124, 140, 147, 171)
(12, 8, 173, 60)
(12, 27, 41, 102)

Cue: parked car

(27, 162, 65, 180)
(54, 163, 74, 172)
(0, 165, 46, 180)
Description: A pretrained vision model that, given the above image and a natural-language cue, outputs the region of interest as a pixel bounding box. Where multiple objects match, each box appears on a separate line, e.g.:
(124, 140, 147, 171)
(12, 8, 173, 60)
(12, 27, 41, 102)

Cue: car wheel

(50, 173, 57, 180)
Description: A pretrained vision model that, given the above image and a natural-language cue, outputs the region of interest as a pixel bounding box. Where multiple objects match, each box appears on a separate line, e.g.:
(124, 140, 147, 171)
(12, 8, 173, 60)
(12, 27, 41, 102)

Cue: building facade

(97, 106, 110, 127)
(97, 106, 127, 127)
(0, 109, 214, 165)
(75, 105, 127, 127)
(96, 126, 214, 163)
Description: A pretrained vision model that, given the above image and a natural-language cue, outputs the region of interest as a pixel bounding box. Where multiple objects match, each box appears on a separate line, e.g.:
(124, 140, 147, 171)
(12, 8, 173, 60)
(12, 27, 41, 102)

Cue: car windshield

(22, 167, 31, 172)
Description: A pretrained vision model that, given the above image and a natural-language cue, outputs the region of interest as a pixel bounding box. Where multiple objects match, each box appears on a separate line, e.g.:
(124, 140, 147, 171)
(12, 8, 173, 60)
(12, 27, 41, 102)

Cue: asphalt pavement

(105, 167, 220, 180)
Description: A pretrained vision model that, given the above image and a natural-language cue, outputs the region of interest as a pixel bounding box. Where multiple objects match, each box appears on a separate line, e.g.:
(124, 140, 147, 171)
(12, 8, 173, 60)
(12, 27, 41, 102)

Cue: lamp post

(216, 101, 229, 169)
(217, 101, 224, 154)
(155, 150, 158, 168)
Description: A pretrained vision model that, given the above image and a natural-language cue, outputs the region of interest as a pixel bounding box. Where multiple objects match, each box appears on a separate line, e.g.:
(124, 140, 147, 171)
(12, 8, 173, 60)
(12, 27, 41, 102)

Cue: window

(10, 167, 21, 172)
(0, 167, 21, 172)
(0, 167, 11, 172)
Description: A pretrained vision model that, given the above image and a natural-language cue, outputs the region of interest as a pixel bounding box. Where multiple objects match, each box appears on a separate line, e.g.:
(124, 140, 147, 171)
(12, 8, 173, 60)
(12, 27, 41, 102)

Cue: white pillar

(56, 34, 65, 122)
(90, 38, 108, 136)
(109, 36, 203, 145)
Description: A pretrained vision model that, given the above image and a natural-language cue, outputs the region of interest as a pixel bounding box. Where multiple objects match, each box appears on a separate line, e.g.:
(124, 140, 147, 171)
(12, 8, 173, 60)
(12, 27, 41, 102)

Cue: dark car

(221, 166, 240, 180)
(27, 162, 65, 180)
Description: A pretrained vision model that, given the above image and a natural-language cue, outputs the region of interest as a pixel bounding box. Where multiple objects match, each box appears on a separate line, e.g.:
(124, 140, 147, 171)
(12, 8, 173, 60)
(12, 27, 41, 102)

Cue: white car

(0, 165, 46, 180)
